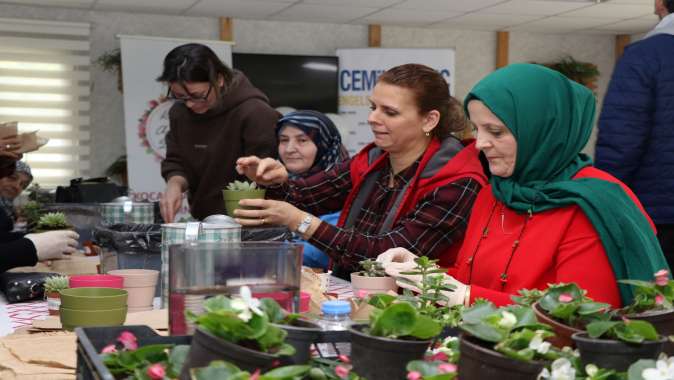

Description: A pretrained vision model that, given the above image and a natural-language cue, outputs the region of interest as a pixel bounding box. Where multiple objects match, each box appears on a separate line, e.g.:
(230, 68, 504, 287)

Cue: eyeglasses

(166, 84, 212, 103)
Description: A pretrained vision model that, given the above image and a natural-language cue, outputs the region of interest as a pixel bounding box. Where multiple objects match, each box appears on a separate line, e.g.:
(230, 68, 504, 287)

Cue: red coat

(451, 166, 655, 308)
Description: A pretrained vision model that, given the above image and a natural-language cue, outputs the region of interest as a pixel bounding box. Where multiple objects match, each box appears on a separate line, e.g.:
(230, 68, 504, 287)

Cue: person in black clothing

(0, 151, 78, 272)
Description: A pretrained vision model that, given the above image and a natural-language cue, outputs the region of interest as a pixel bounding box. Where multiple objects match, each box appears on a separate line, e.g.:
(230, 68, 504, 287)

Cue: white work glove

(25, 230, 79, 261)
(376, 247, 469, 306)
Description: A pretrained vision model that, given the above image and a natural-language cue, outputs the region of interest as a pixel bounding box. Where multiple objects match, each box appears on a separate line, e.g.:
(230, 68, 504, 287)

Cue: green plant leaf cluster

(357, 259, 387, 277)
(188, 295, 295, 356)
(586, 319, 659, 344)
(19, 200, 43, 229)
(43, 275, 69, 293)
(512, 288, 545, 306)
(537, 283, 611, 328)
(226, 180, 259, 191)
(36, 212, 70, 230)
(405, 360, 457, 380)
(368, 301, 442, 340)
(191, 359, 364, 380)
(102, 343, 188, 378)
(620, 278, 674, 315)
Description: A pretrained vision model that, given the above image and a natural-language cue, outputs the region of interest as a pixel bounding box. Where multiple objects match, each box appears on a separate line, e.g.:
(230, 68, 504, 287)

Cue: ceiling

(1, 0, 661, 34)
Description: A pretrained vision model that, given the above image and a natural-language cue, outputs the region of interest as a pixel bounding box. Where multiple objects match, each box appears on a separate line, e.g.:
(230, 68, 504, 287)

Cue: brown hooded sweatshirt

(161, 70, 280, 220)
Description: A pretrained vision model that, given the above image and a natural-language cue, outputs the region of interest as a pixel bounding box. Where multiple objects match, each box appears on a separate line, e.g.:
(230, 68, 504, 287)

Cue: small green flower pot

(59, 287, 128, 311)
(222, 189, 266, 218)
(60, 307, 127, 331)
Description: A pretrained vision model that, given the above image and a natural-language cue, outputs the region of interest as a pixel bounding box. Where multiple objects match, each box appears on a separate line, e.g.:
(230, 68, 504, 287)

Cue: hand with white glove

(25, 230, 79, 261)
(375, 247, 470, 306)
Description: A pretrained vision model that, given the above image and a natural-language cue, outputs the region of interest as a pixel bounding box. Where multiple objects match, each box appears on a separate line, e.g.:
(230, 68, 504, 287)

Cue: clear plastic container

(168, 241, 303, 335)
(315, 300, 352, 357)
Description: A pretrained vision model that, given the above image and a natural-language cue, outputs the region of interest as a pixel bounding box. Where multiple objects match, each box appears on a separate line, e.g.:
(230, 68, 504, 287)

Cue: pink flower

(338, 354, 351, 364)
(429, 352, 448, 362)
(558, 293, 574, 303)
(146, 363, 165, 380)
(117, 331, 138, 351)
(437, 363, 458, 374)
(100, 344, 117, 354)
(655, 269, 670, 286)
(656, 294, 666, 305)
(335, 365, 350, 378)
(250, 369, 261, 380)
(407, 371, 422, 380)
(356, 289, 369, 298)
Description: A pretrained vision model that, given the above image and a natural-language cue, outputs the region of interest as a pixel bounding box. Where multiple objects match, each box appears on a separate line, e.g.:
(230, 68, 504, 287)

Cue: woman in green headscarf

(378, 63, 668, 307)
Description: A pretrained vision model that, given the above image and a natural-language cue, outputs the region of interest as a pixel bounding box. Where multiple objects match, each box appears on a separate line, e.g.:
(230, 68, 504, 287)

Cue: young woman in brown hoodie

(157, 43, 280, 222)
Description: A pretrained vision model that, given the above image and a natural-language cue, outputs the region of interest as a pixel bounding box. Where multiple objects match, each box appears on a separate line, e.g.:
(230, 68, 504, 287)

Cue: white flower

(239, 286, 264, 317)
(529, 333, 551, 355)
(538, 358, 576, 380)
(585, 364, 598, 377)
(441, 336, 458, 346)
(642, 356, 674, 380)
(498, 311, 517, 329)
(230, 298, 253, 322)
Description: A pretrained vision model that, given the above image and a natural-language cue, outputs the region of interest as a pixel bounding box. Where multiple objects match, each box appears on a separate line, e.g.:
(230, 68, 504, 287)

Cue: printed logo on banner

(138, 97, 173, 162)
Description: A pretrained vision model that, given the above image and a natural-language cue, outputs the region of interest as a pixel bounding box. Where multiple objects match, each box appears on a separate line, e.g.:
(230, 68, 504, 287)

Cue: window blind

(0, 17, 91, 188)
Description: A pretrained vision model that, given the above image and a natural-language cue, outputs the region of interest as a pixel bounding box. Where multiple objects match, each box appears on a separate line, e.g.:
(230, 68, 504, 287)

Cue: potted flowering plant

(191, 357, 364, 380)
(626, 353, 674, 380)
(458, 301, 568, 379)
(619, 269, 674, 355)
(514, 283, 611, 348)
(538, 357, 623, 380)
(350, 258, 398, 296)
(100, 330, 190, 379)
(182, 286, 295, 375)
(349, 298, 442, 380)
(572, 317, 666, 372)
(406, 336, 460, 380)
(259, 297, 321, 365)
(222, 180, 266, 218)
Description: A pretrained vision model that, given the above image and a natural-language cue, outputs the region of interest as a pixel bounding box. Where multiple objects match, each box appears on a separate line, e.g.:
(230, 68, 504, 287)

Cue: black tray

(75, 325, 190, 380)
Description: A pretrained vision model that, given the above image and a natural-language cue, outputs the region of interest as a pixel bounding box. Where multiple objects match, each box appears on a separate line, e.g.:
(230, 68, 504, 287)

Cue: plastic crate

(75, 325, 191, 380)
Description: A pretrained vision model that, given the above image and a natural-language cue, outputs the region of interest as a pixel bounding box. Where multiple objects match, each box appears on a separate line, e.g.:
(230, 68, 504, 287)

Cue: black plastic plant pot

(349, 323, 432, 380)
(458, 335, 546, 380)
(274, 319, 321, 364)
(572, 332, 666, 372)
(180, 327, 286, 379)
(627, 309, 674, 355)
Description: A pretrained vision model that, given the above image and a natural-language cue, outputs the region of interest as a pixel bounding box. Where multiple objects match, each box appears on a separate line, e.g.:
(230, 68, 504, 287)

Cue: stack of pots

(60, 276, 128, 330)
(107, 269, 159, 312)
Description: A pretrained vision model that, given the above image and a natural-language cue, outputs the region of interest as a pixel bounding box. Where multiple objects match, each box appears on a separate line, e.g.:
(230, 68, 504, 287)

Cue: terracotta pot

(624, 309, 674, 355)
(46, 291, 61, 316)
(533, 302, 582, 348)
(573, 332, 666, 372)
(107, 269, 159, 310)
(459, 334, 546, 380)
(350, 273, 398, 297)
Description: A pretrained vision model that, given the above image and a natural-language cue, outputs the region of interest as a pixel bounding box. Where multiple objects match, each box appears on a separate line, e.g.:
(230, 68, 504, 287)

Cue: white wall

(0, 3, 617, 178)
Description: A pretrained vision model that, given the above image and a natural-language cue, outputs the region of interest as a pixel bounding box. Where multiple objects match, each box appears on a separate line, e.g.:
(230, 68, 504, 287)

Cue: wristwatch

(296, 214, 313, 234)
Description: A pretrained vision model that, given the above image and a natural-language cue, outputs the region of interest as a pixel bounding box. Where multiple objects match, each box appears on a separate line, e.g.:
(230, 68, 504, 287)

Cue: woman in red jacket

(380, 63, 668, 308)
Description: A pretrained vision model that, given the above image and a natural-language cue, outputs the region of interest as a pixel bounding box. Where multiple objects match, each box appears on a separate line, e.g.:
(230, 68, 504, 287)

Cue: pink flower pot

(69, 274, 124, 289)
(107, 269, 159, 311)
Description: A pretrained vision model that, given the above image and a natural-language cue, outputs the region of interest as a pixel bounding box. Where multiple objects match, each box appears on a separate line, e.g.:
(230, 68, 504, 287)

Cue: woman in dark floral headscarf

(276, 110, 349, 269)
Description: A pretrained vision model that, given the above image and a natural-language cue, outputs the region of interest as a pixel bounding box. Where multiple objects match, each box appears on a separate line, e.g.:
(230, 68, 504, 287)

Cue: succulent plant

(36, 212, 71, 230)
(358, 259, 388, 277)
(44, 275, 69, 293)
(19, 200, 43, 229)
(225, 180, 259, 191)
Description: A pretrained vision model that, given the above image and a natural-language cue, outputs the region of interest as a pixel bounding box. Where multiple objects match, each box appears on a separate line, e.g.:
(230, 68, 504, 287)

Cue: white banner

(119, 35, 232, 220)
(336, 48, 455, 155)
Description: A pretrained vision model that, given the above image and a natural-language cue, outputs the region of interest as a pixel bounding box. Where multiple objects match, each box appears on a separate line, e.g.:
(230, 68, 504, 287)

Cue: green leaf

(191, 361, 245, 380)
(260, 298, 285, 324)
(262, 365, 311, 378)
(587, 320, 619, 338)
(371, 302, 417, 337)
(409, 314, 442, 339)
(367, 294, 397, 309)
(627, 359, 656, 380)
(167, 345, 190, 377)
(625, 320, 659, 341)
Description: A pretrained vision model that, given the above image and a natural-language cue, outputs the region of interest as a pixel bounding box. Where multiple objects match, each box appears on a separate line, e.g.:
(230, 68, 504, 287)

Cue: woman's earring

(425, 131, 430, 137)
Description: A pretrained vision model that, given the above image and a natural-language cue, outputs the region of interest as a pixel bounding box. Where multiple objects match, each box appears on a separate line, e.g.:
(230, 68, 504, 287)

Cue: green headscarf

(464, 63, 668, 305)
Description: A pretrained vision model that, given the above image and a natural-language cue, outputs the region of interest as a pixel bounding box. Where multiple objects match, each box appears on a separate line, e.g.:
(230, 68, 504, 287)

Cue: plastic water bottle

(315, 300, 352, 357)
